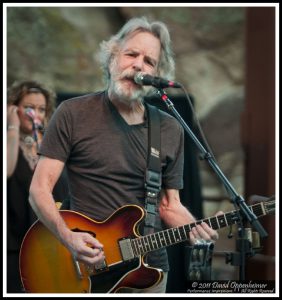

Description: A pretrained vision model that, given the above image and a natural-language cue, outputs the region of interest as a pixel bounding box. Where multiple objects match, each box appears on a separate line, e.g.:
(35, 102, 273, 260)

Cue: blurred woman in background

(6, 80, 69, 293)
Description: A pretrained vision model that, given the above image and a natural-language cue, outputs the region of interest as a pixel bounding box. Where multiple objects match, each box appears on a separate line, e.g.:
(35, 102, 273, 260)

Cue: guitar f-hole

(71, 227, 97, 237)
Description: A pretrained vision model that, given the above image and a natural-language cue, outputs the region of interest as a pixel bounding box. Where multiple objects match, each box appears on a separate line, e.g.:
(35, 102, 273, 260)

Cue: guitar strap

(143, 103, 162, 236)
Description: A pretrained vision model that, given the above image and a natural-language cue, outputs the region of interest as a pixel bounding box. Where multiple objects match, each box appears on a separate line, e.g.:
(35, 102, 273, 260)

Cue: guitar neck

(131, 200, 275, 257)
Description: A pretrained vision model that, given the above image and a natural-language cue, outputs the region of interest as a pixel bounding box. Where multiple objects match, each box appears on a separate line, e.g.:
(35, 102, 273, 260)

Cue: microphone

(25, 108, 44, 130)
(25, 108, 36, 120)
(134, 72, 181, 88)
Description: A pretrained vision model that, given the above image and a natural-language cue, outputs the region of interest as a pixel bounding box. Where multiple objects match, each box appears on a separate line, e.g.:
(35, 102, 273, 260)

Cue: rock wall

(6, 6, 246, 204)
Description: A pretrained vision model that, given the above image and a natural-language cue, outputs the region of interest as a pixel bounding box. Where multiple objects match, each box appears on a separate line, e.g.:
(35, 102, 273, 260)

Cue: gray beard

(108, 80, 146, 107)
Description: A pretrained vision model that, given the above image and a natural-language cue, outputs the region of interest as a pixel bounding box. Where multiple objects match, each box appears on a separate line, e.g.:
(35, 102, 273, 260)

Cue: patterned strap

(144, 104, 161, 235)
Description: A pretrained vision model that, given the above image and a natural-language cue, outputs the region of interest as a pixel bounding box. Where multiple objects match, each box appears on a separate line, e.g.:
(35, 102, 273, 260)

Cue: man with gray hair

(28, 16, 219, 293)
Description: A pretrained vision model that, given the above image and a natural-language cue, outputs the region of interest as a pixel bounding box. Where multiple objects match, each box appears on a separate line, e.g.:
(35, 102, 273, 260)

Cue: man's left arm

(159, 189, 220, 244)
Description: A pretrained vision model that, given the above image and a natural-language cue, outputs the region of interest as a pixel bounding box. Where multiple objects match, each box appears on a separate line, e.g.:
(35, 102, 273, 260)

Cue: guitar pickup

(118, 238, 135, 261)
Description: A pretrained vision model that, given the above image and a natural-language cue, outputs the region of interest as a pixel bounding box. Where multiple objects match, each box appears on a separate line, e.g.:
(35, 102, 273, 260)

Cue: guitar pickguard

(91, 258, 140, 293)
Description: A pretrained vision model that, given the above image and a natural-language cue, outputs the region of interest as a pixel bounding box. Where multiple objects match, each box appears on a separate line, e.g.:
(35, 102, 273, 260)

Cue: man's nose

(132, 56, 144, 72)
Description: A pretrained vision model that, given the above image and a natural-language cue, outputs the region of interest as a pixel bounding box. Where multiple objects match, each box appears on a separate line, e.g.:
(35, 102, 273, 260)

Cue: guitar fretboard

(130, 200, 274, 257)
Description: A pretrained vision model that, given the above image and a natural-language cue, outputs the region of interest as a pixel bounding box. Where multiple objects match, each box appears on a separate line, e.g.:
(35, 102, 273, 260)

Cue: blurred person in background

(6, 80, 69, 293)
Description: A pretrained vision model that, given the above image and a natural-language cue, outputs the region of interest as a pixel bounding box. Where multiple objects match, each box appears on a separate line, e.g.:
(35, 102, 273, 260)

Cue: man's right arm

(29, 156, 105, 266)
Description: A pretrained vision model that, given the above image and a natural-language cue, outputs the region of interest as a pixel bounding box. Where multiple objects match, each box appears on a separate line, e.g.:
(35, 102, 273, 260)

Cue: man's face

(109, 31, 161, 103)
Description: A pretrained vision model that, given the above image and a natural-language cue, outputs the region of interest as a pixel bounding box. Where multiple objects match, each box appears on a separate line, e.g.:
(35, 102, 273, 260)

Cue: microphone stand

(32, 121, 40, 151)
(156, 89, 268, 280)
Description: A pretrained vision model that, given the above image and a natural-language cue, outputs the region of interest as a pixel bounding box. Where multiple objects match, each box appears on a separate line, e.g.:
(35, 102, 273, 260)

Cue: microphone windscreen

(25, 108, 35, 119)
(134, 72, 145, 85)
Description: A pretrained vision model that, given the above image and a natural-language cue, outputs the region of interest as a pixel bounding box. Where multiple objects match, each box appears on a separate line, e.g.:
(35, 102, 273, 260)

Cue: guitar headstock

(264, 199, 275, 215)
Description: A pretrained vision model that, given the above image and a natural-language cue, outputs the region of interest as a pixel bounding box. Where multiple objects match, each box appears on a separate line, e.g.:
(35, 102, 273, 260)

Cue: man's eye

(146, 60, 154, 67)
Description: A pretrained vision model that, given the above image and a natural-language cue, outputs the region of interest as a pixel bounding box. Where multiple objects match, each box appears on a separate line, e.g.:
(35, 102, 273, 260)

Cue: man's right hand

(62, 230, 105, 267)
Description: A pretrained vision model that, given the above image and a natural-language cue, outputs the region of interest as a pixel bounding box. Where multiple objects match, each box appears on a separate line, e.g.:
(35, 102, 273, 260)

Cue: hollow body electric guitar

(20, 199, 274, 293)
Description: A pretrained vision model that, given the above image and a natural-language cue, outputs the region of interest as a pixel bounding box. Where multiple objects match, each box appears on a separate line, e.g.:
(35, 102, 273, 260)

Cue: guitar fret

(223, 213, 228, 226)
(177, 228, 183, 241)
(210, 217, 219, 230)
(141, 237, 147, 253)
(190, 223, 196, 229)
(156, 232, 162, 247)
(203, 218, 211, 227)
(137, 238, 144, 254)
(254, 203, 265, 217)
(253, 205, 260, 215)
(216, 216, 220, 228)
(173, 228, 181, 242)
(187, 224, 192, 232)
(183, 224, 189, 237)
(159, 231, 167, 246)
(151, 234, 159, 250)
(225, 212, 233, 226)
(217, 215, 227, 228)
(159, 231, 166, 246)
(145, 235, 152, 251)
(142, 236, 150, 252)
(231, 211, 240, 224)
(260, 203, 266, 216)
(132, 239, 139, 256)
(167, 228, 174, 244)
(147, 234, 154, 250)
(250, 205, 254, 214)
(139, 237, 145, 252)
(163, 231, 170, 245)
(163, 229, 171, 245)
(170, 228, 177, 243)
(155, 233, 162, 248)
(146, 236, 152, 251)
(179, 226, 187, 240)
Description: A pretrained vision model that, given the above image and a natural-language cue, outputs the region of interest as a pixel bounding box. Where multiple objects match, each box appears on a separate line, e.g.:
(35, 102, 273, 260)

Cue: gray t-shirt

(39, 91, 184, 271)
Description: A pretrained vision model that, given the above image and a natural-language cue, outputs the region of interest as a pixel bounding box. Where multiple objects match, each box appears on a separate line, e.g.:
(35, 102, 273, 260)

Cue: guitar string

(131, 201, 274, 255)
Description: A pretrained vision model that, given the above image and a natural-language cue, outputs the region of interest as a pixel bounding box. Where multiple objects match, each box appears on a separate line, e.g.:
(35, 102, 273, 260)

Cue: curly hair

(97, 16, 175, 87)
(7, 80, 56, 123)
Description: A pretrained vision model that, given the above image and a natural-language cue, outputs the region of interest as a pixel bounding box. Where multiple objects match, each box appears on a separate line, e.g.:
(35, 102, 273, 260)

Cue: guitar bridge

(94, 259, 108, 273)
(118, 238, 135, 261)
